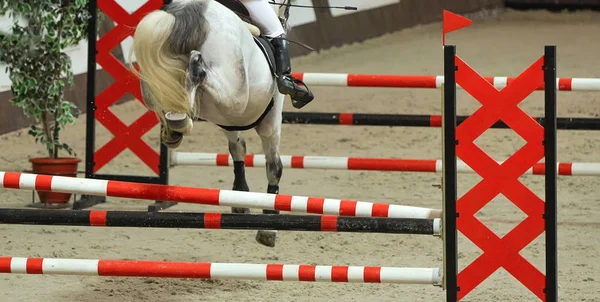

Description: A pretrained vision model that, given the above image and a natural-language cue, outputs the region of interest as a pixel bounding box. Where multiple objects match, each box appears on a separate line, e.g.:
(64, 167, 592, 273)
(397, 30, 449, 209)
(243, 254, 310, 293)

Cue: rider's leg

(239, 0, 285, 37)
(239, 0, 314, 108)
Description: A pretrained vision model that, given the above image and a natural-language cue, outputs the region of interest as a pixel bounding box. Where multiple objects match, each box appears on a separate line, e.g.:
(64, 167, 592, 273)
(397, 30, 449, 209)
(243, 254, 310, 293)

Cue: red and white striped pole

(291, 72, 600, 91)
(170, 152, 600, 176)
(0, 172, 441, 219)
(0, 257, 442, 285)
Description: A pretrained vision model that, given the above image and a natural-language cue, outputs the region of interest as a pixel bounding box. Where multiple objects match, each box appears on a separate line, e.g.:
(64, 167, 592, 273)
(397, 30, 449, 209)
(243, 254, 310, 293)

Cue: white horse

(131, 0, 288, 247)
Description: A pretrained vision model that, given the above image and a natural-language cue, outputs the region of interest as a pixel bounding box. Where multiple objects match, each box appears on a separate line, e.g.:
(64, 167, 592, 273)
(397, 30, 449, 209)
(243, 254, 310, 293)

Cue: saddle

(215, 0, 253, 24)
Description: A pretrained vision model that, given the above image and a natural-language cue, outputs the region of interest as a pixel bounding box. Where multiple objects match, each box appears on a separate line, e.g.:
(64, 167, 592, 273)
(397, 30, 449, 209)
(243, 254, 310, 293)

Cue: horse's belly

(197, 94, 273, 128)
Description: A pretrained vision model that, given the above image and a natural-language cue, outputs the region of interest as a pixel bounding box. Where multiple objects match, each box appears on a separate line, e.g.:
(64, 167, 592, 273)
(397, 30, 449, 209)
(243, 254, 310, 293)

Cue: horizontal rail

(196, 113, 600, 131)
(291, 72, 600, 91)
(0, 172, 441, 219)
(279, 112, 600, 130)
(0, 209, 441, 236)
(0, 257, 442, 285)
(170, 153, 600, 176)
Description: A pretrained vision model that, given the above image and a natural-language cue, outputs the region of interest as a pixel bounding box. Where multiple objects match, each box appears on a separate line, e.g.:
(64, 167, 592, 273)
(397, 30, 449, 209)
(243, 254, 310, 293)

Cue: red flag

(442, 10, 472, 45)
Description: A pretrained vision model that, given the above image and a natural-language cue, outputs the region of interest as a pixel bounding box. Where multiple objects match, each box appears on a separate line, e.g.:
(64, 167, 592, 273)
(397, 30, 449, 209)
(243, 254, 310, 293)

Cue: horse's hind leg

(254, 96, 284, 247)
(255, 130, 282, 247)
(224, 130, 250, 214)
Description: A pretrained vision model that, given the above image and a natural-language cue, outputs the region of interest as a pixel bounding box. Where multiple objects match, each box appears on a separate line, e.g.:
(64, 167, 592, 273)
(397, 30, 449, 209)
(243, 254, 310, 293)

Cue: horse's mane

(162, 0, 210, 57)
(130, 0, 211, 117)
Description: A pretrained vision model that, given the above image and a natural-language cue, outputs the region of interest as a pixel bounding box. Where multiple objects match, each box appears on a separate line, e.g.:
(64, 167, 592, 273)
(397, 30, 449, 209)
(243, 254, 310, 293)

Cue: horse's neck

(201, 2, 255, 74)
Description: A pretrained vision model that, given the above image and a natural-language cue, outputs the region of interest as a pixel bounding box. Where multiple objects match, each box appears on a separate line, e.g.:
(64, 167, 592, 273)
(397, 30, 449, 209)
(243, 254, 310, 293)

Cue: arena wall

(0, 0, 504, 135)
(506, 0, 600, 10)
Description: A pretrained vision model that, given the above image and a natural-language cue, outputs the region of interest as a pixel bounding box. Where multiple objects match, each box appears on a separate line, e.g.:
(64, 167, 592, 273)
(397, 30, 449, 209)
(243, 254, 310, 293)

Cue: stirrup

(280, 75, 314, 109)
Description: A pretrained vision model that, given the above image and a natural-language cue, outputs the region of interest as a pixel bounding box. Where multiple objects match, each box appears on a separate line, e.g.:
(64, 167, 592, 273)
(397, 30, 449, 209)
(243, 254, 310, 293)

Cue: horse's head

(155, 50, 209, 149)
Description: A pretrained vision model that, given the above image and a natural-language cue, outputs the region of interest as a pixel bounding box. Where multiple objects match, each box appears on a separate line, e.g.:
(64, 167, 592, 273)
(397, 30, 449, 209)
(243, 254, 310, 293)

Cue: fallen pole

(0, 172, 441, 219)
(279, 112, 600, 130)
(0, 257, 442, 285)
(170, 153, 600, 176)
(0, 209, 441, 236)
(291, 72, 600, 91)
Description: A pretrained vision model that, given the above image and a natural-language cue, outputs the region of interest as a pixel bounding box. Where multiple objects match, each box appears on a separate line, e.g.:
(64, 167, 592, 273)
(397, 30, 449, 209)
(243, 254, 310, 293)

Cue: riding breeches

(239, 0, 286, 38)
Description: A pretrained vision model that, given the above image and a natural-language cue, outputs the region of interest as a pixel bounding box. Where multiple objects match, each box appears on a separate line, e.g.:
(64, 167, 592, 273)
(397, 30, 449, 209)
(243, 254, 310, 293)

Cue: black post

(75, 0, 107, 210)
(77, 0, 175, 211)
(543, 45, 558, 302)
(148, 137, 177, 212)
(443, 45, 458, 302)
(85, 0, 98, 181)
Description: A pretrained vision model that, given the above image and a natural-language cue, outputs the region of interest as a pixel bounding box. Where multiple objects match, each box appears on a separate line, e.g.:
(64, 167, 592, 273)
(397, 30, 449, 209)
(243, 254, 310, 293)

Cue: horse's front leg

(224, 130, 251, 214)
(163, 112, 194, 149)
(140, 79, 190, 149)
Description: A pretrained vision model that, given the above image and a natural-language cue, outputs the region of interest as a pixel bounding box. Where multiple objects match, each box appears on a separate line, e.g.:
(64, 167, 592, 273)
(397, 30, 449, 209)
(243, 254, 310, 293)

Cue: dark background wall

(286, 0, 504, 58)
(1, 0, 597, 135)
(505, 0, 600, 10)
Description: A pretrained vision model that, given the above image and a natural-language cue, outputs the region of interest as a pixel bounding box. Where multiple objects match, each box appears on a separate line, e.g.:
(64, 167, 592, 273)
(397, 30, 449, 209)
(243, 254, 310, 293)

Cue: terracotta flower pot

(29, 157, 81, 204)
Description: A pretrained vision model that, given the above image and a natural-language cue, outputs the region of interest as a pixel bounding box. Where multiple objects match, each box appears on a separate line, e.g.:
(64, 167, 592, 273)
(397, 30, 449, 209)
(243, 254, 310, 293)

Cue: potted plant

(0, 1, 91, 206)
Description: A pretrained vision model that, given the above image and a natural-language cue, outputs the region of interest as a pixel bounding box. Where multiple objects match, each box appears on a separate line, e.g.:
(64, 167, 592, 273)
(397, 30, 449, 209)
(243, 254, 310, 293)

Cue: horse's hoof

(164, 140, 182, 149)
(255, 230, 277, 247)
(163, 132, 183, 149)
(165, 112, 193, 134)
(231, 207, 250, 214)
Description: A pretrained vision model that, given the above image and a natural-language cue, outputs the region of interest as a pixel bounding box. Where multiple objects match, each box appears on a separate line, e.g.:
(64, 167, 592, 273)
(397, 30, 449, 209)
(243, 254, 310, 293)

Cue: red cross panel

(454, 55, 548, 301)
(94, 0, 163, 174)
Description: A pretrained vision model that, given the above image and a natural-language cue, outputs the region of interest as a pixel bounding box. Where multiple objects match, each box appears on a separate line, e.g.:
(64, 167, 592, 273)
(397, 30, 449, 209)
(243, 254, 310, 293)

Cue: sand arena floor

(0, 9, 599, 302)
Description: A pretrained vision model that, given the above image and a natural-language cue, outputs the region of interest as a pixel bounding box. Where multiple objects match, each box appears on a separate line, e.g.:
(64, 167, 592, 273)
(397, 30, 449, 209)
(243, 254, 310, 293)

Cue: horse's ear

(188, 51, 206, 84)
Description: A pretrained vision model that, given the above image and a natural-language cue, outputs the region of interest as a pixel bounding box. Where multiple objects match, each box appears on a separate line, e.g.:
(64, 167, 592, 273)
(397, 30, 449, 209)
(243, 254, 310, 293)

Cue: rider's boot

(270, 34, 314, 109)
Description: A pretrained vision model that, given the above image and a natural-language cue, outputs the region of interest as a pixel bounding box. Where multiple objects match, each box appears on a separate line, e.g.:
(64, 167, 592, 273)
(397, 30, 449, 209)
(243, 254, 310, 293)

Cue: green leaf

(1, 1, 91, 158)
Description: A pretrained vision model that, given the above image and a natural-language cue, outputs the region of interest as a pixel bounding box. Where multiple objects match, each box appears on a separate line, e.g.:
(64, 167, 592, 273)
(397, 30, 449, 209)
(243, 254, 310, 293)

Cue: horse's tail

(131, 1, 209, 116)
